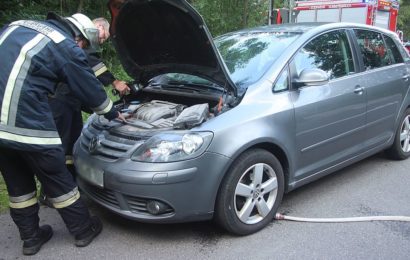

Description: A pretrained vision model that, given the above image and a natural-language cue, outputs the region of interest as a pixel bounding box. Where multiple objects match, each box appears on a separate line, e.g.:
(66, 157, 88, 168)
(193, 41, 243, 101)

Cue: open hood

(108, 0, 237, 96)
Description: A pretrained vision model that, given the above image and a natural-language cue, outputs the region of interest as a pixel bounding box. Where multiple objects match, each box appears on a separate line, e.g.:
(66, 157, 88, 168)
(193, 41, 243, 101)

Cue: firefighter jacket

(50, 46, 117, 112)
(86, 48, 116, 86)
(0, 17, 118, 151)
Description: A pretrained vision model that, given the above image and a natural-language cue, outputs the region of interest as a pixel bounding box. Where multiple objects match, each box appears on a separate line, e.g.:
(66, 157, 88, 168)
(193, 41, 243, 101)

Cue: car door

(353, 29, 410, 149)
(290, 29, 367, 181)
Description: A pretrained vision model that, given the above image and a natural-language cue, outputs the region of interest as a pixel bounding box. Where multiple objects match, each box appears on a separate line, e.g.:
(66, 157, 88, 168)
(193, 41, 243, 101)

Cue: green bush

(0, 175, 8, 213)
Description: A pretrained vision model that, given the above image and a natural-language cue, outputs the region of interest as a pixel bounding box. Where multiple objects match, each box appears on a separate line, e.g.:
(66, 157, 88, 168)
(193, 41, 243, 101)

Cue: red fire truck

(272, 0, 402, 38)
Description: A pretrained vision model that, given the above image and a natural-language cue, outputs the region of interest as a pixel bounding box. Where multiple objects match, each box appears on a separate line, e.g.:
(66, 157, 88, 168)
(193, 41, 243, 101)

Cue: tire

(215, 149, 284, 235)
(386, 108, 410, 160)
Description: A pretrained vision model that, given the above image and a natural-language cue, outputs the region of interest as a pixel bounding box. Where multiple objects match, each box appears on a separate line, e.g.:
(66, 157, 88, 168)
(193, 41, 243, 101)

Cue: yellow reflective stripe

(52, 192, 80, 209)
(66, 159, 73, 165)
(66, 155, 74, 165)
(9, 197, 37, 209)
(9, 191, 37, 203)
(1, 34, 45, 124)
(95, 100, 113, 115)
(94, 66, 108, 77)
(0, 131, 62, 145)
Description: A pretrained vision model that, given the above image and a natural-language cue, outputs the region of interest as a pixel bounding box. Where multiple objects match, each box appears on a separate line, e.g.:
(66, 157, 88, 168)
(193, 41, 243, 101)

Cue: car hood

(108, 0, 237, 96)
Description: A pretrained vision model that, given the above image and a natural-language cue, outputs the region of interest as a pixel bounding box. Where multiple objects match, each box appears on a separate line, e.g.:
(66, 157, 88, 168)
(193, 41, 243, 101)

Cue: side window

(293, 30, 354, 80)
(383, 35, 404, 64)
(354, 29, 390, 70)
(398, 42, 410, 62)
(273, 67, 289, 92)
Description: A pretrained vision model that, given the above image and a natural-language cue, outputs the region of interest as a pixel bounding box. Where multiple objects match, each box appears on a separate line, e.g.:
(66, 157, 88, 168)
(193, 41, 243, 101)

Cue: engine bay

(115, 99, 212, 132)
(90, 77, 239, 137)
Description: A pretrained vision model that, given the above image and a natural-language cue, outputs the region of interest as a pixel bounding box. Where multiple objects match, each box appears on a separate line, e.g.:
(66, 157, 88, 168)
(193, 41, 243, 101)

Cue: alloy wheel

(400, 115, 410, 153)
(234, 163, 278, 224)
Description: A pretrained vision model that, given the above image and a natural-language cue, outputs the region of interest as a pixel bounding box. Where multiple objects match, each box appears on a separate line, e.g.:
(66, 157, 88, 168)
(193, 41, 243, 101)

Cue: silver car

(73, 0, 410, 235)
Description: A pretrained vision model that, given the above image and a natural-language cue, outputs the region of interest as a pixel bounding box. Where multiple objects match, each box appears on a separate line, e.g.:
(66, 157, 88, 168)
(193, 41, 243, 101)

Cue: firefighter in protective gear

(46, 16, 129, 184)
(0, 12, 125, 255)
(89, 17, 130, 95)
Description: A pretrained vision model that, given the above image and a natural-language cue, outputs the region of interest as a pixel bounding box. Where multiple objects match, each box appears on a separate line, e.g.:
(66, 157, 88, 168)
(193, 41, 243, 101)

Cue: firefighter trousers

(0, 146, 91, 240)
(49, 95, 83, 176)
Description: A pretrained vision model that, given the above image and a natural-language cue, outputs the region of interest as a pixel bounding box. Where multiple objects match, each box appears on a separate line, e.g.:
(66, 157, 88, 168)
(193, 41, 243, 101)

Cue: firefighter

(46, 16, 129, 185)
(90, 17, 130, 95)
(0, 12, 126, 255)
(39, 15, 129, 207)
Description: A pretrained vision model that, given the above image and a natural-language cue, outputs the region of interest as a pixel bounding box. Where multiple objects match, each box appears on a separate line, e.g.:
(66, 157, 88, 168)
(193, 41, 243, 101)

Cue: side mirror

(294, 68, 329, 87)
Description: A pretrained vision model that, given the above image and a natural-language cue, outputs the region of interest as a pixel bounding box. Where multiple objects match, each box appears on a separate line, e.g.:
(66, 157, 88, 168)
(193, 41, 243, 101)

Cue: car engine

(108, 100, 211, 133)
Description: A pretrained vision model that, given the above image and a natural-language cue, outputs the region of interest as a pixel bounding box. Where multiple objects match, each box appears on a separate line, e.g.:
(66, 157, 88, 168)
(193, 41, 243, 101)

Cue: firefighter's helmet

(66, 13, 99, 49)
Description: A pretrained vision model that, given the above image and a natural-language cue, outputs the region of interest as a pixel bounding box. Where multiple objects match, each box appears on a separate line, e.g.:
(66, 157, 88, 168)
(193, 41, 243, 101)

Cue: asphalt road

(1, 152, 409, 259)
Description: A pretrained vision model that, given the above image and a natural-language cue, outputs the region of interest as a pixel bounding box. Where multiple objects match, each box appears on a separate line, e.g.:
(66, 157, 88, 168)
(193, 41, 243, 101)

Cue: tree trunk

(77, 0, 84, 13)
(242, 0, 249, 27)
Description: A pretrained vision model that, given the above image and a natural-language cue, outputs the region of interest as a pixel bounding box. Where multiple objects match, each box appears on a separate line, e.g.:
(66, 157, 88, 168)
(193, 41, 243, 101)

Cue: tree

(190, 0, 270, 36)
(398, 0, 410, 40)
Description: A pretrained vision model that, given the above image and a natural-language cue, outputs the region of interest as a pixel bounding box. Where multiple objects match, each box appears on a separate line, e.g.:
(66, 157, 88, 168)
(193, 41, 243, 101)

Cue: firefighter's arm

(86, 49, 130, 95)
(61, 60, 118, 120)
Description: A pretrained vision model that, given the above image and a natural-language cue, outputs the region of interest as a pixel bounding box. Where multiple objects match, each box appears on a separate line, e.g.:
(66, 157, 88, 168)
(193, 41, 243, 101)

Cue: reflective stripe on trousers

(9, 191, 37, 209)
(48, 187, 80, 209)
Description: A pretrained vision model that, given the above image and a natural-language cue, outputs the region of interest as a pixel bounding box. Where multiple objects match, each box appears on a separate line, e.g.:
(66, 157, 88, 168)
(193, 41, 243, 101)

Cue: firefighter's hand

(112, 80, 130, 96)
(117, 112, 130, 123)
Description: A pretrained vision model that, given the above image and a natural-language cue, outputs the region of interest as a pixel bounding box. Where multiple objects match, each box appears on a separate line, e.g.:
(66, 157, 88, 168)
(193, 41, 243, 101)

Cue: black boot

(22, 225, 53, 255)
(74, 216, 102, 247)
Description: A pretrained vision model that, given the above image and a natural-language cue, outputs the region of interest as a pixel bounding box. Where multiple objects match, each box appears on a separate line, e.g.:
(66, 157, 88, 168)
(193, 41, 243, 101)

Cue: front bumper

(74, 141, 231, 223)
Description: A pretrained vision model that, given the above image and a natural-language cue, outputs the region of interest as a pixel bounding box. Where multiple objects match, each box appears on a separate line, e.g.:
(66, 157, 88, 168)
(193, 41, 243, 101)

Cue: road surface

(1, 152, 409, 259)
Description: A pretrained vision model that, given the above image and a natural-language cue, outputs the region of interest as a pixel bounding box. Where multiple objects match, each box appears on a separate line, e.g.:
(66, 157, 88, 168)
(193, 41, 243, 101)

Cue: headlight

(131, 132, 213, 162)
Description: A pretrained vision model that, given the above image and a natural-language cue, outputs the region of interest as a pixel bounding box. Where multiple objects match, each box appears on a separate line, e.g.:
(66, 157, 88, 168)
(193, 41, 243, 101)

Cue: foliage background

(0, 0, 408, 70)
(0, 0, 407, 70)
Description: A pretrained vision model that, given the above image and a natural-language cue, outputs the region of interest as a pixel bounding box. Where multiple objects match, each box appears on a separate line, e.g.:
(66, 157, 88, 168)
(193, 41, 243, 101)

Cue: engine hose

(275, 213, 410, 223)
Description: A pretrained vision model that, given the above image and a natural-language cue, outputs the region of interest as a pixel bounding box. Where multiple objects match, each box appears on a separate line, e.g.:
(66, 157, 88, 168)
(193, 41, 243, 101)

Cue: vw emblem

(89, 136, 100, 154)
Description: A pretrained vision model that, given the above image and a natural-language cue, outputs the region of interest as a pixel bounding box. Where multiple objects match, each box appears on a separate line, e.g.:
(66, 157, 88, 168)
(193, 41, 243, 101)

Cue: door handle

(403, 74, 410, 82)
(354, 86, 364, 95)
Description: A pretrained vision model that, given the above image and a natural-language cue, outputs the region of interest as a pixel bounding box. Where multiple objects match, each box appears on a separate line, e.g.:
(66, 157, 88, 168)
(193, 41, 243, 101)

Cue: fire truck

(272, 0, 402, 38)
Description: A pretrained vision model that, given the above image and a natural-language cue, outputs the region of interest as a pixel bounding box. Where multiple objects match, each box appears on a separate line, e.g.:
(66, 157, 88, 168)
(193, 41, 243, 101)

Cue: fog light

(146, 200, 168, 215)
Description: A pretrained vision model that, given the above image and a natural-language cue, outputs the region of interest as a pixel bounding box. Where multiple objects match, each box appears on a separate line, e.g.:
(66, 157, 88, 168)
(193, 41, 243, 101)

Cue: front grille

(108, 132, 147, 142)
(83, 182, 119, 210)
(80, 125, 143, 160)
(81, 180, 175, 216)
(125, 195, 149, 213)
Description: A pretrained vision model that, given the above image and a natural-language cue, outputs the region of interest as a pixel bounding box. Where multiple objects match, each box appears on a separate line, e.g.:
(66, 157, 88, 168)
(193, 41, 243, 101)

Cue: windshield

(215, 31, 301, 89)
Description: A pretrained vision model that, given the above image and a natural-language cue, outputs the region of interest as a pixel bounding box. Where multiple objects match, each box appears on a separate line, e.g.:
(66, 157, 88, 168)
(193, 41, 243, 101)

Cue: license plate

(75, 158, 104, 188)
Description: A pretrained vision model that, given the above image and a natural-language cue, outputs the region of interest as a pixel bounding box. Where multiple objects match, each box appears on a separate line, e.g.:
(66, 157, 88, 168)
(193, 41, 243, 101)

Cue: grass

(0, 174, 42, 214)
(0, 174, 8, 213)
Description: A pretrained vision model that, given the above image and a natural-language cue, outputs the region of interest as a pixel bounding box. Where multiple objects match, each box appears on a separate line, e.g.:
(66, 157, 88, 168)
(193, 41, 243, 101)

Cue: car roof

(219, 22, 399, 39)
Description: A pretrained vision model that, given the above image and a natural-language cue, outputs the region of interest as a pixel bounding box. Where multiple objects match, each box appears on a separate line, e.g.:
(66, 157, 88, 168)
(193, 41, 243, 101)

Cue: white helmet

(66, 13, 99, 49)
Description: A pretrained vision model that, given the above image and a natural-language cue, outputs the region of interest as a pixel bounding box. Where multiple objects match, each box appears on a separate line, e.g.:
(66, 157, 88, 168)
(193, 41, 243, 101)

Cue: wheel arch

(212, 142, 288, 234)
(214, 141, 291, 212)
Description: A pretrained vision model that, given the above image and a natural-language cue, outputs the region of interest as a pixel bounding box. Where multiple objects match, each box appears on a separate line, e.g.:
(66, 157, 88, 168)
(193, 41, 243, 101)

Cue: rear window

(383, 35, 404, 64)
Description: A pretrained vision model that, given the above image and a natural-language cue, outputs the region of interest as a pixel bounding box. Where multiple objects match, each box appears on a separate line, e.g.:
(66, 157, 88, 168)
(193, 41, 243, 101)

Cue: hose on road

(275, 213, 410, 223)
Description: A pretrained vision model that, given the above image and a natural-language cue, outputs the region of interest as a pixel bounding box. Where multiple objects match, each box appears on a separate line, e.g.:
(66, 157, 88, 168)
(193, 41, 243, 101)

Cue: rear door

(353, 29, 409, 149)
(290, 29, 367, 181)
